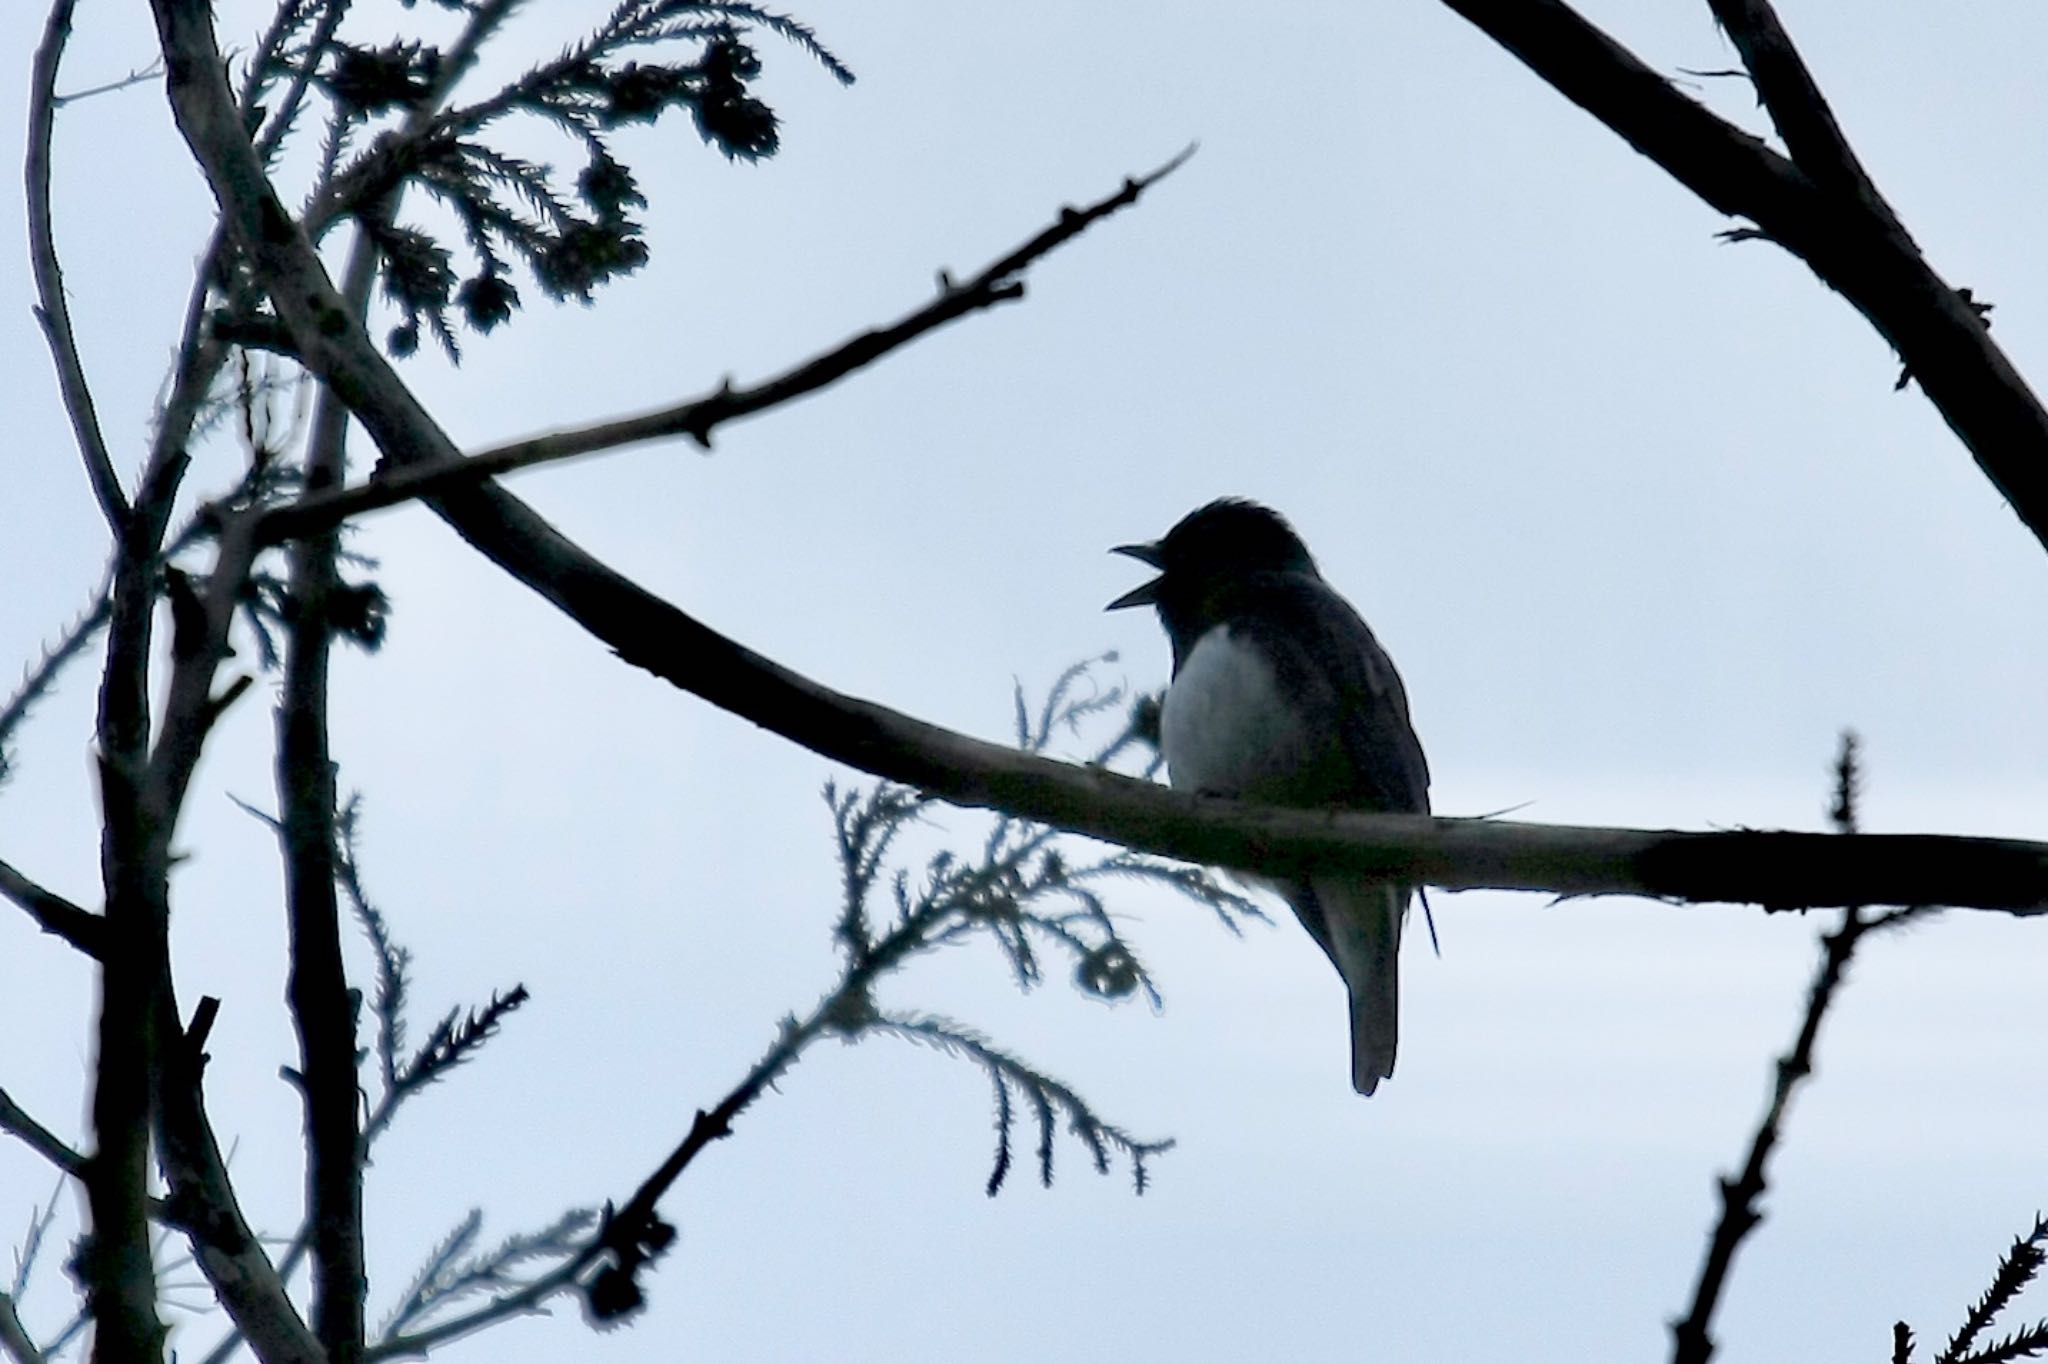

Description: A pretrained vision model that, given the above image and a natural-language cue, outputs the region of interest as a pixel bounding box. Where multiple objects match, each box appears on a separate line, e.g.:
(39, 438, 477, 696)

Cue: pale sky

(4, 2, 2047, 1361)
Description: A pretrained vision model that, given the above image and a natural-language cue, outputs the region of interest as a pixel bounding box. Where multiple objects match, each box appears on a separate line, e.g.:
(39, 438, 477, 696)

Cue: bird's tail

(1319, 880, 1407, 1097)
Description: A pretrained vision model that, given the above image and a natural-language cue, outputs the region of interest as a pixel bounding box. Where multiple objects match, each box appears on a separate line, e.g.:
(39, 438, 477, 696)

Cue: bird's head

(1106, 498, 1317, 613)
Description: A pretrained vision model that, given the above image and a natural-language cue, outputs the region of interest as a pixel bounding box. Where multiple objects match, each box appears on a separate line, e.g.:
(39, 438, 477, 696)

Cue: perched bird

(1107, 498, 1430, 1095)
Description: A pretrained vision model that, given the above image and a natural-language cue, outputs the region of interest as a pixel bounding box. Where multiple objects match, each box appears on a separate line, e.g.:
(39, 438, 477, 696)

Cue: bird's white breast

(1160, 625, 1311, 797)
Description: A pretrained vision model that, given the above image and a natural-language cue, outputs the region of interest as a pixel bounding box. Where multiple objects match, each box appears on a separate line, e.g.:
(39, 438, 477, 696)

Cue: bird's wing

(1229, 575, 1431, 815)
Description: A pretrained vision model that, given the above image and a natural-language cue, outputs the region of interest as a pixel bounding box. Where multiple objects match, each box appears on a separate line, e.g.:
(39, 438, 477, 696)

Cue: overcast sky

(5, 1, 2048, 1360)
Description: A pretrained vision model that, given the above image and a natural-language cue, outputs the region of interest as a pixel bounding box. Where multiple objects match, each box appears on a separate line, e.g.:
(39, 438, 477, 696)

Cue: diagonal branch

(1, 591, 111, 772)
(28, 0, 130, 535)
(154, 0, 2048, 916)
(0, 1291, 46, 1364)
(1670, 906, 1878, 1363)
(0, 1084, 84, 1179)
(1437, 0, 2048, 555)
(363, 910, 897, 1362)
(1703, 0, 1909, 239)
(252, 144, 1193, 548)
(1671, 734, 1924, 1364)
(151, 996, 324, 1364)
(0, 857, 103, 957)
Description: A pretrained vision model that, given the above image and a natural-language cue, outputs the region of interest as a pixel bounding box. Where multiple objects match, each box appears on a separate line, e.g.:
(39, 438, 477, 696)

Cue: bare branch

(1672, 734, 1925, 1364)
(0, 1291, 46, 1364)
(362, 944, 857, 1360)
(150, 994, 325, 1364)
(54, 58, 164, 106)
(1436, 0, 2048, 554)
(271, 219, 386, 1364)
(81, 751, 165, 1362)
(0, 1086, 84, 1179)
(1704, 1, 1899, 222)
(255, 145, 1190, 545)
(267, 13, 531, 1347)
(1671, 906, 1865, 1362)
(28, 0, 131, 534)
(0, 591, 111, 779)
(0, 857, 103, 957)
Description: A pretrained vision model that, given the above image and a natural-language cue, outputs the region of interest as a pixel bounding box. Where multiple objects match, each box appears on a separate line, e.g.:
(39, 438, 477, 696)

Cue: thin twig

(0, 1087, 84, 1179)
(253, 144, 1194, 546)
(54, 58, 164, 105)
(0, 1291, 46, 1364)
(28, 0, 130, 534)
(361, 980, 851, 1361)
(1670, 733, 1925, 1363)
(0, 592, 111, 767)
(1670, 907, 1868, 1363)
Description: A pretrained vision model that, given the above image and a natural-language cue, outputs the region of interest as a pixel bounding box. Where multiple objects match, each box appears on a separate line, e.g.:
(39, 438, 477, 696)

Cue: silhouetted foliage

(221, 1, 853, 361)
(1889, 1214, 2048, 1364)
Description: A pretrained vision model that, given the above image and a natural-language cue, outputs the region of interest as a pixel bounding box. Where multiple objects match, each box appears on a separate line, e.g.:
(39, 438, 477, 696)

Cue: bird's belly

(1160, 626, 1318, 800)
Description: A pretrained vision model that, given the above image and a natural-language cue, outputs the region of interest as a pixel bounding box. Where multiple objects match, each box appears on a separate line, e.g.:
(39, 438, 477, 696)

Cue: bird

(1107, 498, 1430, 1096)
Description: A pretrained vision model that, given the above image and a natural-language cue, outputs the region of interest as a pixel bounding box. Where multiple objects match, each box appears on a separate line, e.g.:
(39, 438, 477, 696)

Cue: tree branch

(86, 452, 171, 1364)
(0, 857, 103, 957)
(363, 935, 877, 1361)
(151, 997, 325, 1364)
(1703, 0, 1907, 238)
(0, 1085, 84, 1179)
(0, 1291, 46, 1364)
(276, 278, 370, 1364)
(1, 591, 111, 776)
(154, 0, 2048, 916)
(28, 0, 130, 535)
(1671, 734, 1919, 1363)
(1437, 0, 2048, 554)
(251, 145, 1190, 546)
(273, 11, 525, 1346)
(1670, 906, 1878, 1363)
(76, 25, 237, 1338)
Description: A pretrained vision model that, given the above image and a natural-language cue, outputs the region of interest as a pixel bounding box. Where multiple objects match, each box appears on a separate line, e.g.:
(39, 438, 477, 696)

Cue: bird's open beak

(1105, 542, 1163, 610)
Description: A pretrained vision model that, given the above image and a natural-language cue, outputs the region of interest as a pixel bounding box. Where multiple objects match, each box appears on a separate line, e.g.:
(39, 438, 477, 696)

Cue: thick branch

(388, 491, 2048, 911)
(29, 0, 130, 534)
(1438, 0, 2048, 554)
(87, 458, 170, 1364)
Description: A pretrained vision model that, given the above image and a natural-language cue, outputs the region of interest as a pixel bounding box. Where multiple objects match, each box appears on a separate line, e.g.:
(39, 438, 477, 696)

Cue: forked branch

(1438, 0, 2048, 553)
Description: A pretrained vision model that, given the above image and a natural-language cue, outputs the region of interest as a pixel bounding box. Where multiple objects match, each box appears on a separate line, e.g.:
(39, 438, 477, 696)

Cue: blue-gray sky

(4, 2, 2046, 1360)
